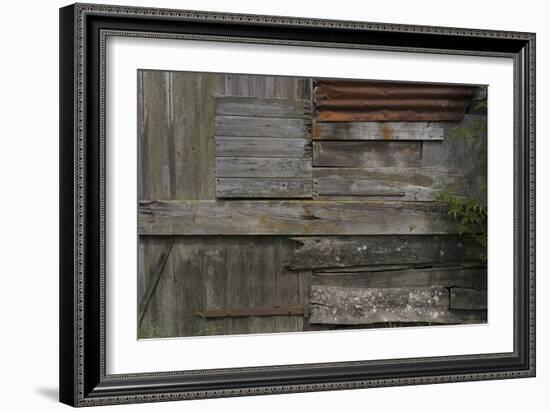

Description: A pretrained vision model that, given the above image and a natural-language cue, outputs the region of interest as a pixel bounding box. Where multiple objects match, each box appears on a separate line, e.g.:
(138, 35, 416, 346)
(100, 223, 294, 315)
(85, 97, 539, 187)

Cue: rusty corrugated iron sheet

(314, 80, 477, 122)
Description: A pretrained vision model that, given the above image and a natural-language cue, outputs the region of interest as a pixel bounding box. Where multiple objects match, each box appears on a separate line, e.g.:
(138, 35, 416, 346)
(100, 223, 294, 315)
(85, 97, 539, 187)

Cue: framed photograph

(59, 3, 535, 406)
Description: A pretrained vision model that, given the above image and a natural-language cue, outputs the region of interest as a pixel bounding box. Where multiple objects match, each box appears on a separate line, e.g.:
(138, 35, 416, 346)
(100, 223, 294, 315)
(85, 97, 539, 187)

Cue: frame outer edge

(63, 2, 536, 406)
(59, 3, 77, 407)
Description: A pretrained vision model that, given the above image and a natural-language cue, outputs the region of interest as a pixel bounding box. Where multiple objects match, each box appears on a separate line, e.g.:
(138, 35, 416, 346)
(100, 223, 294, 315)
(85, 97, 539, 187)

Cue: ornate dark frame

(59, 3, 536, 407)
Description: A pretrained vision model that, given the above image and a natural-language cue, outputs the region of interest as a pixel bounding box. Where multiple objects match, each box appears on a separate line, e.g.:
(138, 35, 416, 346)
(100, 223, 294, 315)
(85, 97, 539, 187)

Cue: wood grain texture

(139, 200, 457, 236)
(316, 110, 467, 122)
(138, 237, 177, 338)
(309, 286, 459, 324)
(215, 115, 310, 138)
(421, 114, 488, 202)
(216, 158, 312, 178)
(216, 178, 312, 198)
(286, 235, 484, 270)
(215, 96, 310, 118)
(313, 167, 467, 201)
(450, 288, 488, 310)
(215, 137, 311, 158)
(312, 267, 487, 289)
(312, 122, 444, 140)
(313, 141, 422, 167)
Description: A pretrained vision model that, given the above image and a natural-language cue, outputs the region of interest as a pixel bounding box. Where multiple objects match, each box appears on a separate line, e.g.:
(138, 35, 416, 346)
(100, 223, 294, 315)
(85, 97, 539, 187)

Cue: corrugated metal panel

(314, 80, 477, 122)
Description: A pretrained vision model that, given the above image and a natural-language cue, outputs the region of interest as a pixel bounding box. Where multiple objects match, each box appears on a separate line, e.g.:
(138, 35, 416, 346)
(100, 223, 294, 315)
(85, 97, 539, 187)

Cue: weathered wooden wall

(138, 71, 487, 338)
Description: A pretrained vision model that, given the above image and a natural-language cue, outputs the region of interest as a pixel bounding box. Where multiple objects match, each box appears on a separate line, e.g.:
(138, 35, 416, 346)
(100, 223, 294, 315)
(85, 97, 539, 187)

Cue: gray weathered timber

(286, 236, 484, 270)
(138, 237, 178, 339)
(313, 167, 467, 201)
(139, 236, 309, 337)
(223, 74, 311, 100)
(312, 267, 487, 289)
(216, 178, 312, 198)
(450, 288, 488, 310)
(421, 114, 487, 202)
(450, 309, 487, 324)
(138, 240, 175, 326)
(215, 115, 311, 138)
(312, 122, 444, 140)
(216, 158, 312, 178)
(309, 286, 460, 325)
(173, 239, 207, 337)
(313, 141, 422, 167)
(215, 96, 311, 118)
(215, 137, 311, 158)
(139, 71, 173, 200)
(139, 200, 457, 236)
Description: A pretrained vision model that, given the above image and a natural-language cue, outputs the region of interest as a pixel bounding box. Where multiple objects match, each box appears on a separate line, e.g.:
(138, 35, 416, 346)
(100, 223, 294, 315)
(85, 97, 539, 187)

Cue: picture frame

(59, 3, 535, 407)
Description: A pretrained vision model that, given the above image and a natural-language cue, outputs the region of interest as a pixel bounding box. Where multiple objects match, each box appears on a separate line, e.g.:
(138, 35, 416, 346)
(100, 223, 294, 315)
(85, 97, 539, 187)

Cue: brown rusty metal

(197, 305, 309, 318)
(314, 80, 477, 122)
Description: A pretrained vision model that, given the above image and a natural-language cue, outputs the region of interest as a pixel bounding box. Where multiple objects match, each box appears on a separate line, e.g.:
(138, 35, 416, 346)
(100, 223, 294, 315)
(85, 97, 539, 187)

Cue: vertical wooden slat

(138, 237, 177, 338)
(225, 240, 251, 335)
(275, 238, 299, 332)
(249, 239, 277, 334)
(200, 239, 227, 336)
(172, 72, 224, 200)
(174, 239, 206, 337)
(141, 71, 172, 200)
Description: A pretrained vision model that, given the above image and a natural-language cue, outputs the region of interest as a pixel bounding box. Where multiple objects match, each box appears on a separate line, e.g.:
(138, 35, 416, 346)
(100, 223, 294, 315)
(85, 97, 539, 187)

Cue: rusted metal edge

(314, 80, 479, 122)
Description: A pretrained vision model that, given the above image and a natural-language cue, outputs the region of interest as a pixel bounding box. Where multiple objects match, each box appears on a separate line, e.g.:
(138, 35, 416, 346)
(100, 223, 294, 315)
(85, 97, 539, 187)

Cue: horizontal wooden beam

(286, 236, 484, 270)
(313, 167, 467, 201)
(215, 115, 310, 138)
(216, 158, 312, 178)
(197, 305, 308, 318)
(215, 96, 311, 119)
(139, 200, 458, 236)
(313, 141, 422, 168)
(216, 178, 312, 198)
(312, 122, 444, 141)
(309, 286, 460, 325)
(215, 137, 311, 158)
(450, 288, 487, 310)
(313, 267, 487, 290)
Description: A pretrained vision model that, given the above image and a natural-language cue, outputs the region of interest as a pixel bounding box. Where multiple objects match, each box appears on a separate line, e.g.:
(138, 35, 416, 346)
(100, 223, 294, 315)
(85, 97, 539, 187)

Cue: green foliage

(435, 191, 487, 261)
(447, 116, 487, 142)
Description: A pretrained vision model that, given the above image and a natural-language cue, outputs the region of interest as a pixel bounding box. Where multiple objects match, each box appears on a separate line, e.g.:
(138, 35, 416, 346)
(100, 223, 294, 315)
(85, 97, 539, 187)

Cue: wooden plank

(139, 200, 457, 236)
(173, 239, 206, 337)
(313, 167, 467, 201)
(450, 309, 487, 324)
(312, 267, 487, 290)
(224, 238, 261, 335)
(140, 71, 172, 200)
(313, 141, 422, 167)
(216, 158, 312, 178)
(138, 237, 177, 339)
(216, 178, 312, 198)
(316, 110, 466, 122)
(200, 239, 228, 336)
(309, 286, 460, 324)
(223, 74, 310, 100)
(215, 96, 310, 118)
(450, 288, 487, 310)
(138, 240, 175, 326)
(274, 238, 299, 332)
(215, 137, 311, 158)
(312, 122, 444, 141)
(286, 236, 484, 270)
(215, 115, 310, 138)
(421, 114, 488, 201)
(198, 305, 307, 318)
(246, 238, 277, 334)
